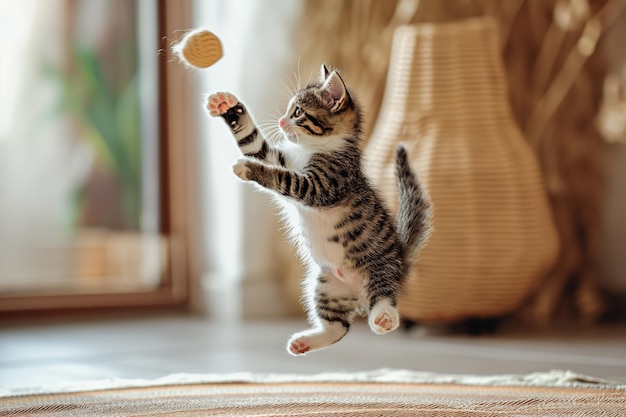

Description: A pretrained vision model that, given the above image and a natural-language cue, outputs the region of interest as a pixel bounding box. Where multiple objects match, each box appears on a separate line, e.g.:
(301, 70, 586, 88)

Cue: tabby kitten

(207, 65, 431, 355)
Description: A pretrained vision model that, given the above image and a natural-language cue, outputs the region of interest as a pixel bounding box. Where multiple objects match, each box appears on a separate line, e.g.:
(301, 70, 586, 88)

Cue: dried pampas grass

(502, 0, 626, 322)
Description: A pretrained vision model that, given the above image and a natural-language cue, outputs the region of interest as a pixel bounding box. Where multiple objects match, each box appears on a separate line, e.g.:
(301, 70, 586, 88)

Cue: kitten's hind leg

(369, 297, 400, 335)
(288, 320, 349, 356)
(287, 271, 359, 356)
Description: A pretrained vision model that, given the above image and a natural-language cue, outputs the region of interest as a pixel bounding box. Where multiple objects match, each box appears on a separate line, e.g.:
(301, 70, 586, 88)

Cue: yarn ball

(174, 29, 223, 69)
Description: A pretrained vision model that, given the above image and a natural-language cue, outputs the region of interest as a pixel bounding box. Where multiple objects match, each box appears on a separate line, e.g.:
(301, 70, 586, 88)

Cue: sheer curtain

(193, 0, 304, 318)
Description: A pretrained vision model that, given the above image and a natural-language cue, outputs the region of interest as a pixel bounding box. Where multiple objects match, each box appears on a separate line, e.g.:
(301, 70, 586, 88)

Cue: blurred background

(1, 0, 626, 386)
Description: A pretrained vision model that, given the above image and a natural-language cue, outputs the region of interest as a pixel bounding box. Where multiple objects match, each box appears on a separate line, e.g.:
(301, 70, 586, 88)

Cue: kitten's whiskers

(278, 80, 295, 99)
(292, 130, 301, 145)
(256, 117, 285, 146)
(296, 57, 303, 91)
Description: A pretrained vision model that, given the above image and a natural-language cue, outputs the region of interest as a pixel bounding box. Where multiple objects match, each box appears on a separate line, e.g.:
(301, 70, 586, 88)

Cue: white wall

(192, 0, 303, 319)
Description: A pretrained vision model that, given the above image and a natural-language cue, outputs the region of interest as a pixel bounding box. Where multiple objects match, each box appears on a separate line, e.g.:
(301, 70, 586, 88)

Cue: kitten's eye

(236, 106, 243, 114)
(293, 106, 303, 118)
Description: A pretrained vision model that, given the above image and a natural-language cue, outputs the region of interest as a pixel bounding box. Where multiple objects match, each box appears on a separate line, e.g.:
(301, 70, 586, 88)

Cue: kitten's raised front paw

(369, 300, 400, 335)
(207, 92, 239, 117)
(232, 158, 251, 181)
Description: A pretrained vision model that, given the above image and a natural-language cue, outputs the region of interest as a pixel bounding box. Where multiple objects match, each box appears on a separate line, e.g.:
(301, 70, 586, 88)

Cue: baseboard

(240, 274, 290, 318)
(200, 272, 289, 319)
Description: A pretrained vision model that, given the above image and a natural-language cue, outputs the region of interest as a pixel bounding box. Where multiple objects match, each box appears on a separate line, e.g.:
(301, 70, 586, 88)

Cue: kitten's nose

(279, 117, 286, 127)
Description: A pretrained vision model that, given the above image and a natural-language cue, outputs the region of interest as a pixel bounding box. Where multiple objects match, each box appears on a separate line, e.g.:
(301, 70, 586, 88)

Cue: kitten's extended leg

(207, 92, 287, 167)
(368, 297, 400, 334)
(287, 270, 359, 356)
(366, 267, 403, 335)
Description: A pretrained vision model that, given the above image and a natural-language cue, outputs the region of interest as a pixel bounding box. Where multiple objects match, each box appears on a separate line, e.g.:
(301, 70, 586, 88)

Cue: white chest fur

(273, 143, 347, 270)
(275, 198, 344, 264)
(294, 205, 345, 268)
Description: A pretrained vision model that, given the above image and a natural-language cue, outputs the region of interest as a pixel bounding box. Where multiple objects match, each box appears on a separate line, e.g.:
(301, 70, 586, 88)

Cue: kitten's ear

(320, 64, 330, 81)
(321, 71, 348, 112)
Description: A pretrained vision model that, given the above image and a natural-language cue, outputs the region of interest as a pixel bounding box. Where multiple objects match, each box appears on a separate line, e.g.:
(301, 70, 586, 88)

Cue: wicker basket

(365, 17, 560, 323)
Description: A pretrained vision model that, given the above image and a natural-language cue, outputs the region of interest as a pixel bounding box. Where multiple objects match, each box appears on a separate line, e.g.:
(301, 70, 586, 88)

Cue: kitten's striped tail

(395, 144, 432, 259)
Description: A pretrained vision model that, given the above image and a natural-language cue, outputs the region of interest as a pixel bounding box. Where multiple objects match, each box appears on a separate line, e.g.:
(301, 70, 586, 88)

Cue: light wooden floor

(1, 314, 626, 390)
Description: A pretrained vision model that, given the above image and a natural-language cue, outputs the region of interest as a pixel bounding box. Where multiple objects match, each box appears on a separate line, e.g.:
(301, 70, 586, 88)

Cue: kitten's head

(278, 64, 362, 149)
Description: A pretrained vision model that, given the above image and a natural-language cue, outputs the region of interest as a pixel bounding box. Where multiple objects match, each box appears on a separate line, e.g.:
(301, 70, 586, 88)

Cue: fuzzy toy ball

(173, 29, 223, 69)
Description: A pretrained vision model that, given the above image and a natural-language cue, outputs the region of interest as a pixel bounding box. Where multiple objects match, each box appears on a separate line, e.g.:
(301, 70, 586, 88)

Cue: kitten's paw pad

(207, 92, 238, 117)
(232, 158, 251, 181)
(288, 338, 311, 356)
(369, 305, 399, 335)
(373, 313, 394, 333)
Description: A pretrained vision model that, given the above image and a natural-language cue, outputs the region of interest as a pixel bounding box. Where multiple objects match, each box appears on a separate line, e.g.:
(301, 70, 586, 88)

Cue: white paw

(232, 158, 251, 181)
(207, 91, 238, 117)
(287, 335, 311, 356)
(369, 300, 399, 335)
(286, 323, 348, 356)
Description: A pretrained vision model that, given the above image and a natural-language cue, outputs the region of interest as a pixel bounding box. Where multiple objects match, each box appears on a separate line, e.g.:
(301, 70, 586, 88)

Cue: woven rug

(1, 369, 625, 416)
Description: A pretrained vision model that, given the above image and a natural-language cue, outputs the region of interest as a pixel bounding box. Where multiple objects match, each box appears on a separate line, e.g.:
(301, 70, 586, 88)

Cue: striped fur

(207, 66, 431, 355)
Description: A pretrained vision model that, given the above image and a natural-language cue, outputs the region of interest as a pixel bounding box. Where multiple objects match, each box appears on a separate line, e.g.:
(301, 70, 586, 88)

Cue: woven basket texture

(365, 17, 560, 323)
